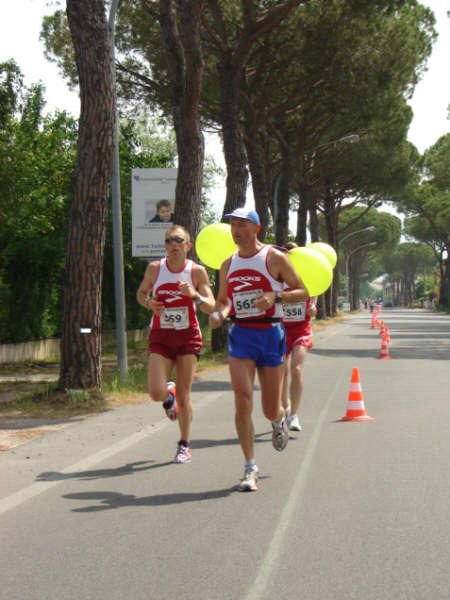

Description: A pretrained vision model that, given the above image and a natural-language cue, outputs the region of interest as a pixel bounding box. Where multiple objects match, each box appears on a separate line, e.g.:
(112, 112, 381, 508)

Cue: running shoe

(287, 413, 302, 431)
(272, 418, 289, 451)
(163, 381, 178, 421)
(238, 467, 259, 492)
(174, 443, 191, 464)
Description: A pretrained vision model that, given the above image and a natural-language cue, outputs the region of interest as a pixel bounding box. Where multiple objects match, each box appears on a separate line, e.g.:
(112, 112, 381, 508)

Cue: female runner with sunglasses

(137, 225, 215, 463)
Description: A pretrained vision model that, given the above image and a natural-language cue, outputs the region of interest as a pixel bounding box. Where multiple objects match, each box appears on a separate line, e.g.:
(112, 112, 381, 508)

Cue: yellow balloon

(195, 223, 237, 269)
(306, 242, 337, 268)
(288, 247, 333, 296)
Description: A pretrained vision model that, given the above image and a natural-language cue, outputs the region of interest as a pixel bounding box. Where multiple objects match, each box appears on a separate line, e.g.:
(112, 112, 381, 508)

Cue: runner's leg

(289, 345, 306, 415)
(229, 357, 256, 462)
(148, 353, 174, 402)
(174, 354, 198, 442)
(281, 355, 290, 413)
(258, 364, 285, 422)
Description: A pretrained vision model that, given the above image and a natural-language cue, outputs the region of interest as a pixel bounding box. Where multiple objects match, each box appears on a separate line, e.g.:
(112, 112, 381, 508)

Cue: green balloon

(306, 242, 337, 268)
(288, 247, 333, 296)
(195, 223, 237, 269)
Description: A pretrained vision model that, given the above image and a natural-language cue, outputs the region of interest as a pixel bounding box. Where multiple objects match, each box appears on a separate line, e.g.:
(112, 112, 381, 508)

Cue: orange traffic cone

(338, 368, 374, 422)
(379, 337, 390, 359)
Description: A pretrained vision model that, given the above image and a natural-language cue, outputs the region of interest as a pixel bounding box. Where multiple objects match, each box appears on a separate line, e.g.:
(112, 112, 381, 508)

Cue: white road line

(244, 374, 344, 600)
(0, 391, 224, 516)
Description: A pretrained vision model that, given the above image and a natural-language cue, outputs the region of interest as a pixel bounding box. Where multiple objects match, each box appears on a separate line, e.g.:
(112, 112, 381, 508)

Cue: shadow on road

(192, 379, 231, 392)
(63, 485, 242, 511)
(311, 348, 380, 359)
(36, 460, 165, 482)
(35, 433, 271, 484)
(312, 344, 449, 361)
(0, 417, 83, 430)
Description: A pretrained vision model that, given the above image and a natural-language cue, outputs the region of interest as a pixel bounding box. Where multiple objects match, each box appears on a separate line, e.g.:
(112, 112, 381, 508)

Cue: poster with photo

(131, 168, 177, 257)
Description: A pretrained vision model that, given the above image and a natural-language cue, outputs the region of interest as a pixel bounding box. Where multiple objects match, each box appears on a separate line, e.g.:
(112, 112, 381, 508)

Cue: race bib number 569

(160, 306, 189, 329)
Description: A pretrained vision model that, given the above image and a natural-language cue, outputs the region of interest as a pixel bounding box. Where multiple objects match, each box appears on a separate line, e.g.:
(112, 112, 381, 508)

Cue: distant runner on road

(281, 242, 317, 433)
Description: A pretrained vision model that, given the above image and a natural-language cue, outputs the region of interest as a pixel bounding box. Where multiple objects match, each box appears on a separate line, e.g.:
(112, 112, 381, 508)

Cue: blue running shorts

(227, 323, 286, 367)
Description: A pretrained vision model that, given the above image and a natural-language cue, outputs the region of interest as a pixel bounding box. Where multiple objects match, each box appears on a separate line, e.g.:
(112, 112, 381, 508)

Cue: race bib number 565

(233, 289, 264, 317)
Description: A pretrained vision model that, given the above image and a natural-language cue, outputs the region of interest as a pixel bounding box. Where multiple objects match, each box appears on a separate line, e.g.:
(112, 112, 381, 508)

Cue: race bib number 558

(283, 302, 306, 322)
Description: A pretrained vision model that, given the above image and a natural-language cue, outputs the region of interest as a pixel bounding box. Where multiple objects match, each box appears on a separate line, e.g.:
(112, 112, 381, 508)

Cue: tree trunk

(218, 56, 249, 215)
(59, 0, 115, 390)
(245, 129, 270, 240)
(159, 0, 206, 241)
(308, 198, 319, 243)
(324, 185, 339, 316)
(296, 181, 309, 246)
(439, 249, 450, 309)
(273, 140, 292, 247)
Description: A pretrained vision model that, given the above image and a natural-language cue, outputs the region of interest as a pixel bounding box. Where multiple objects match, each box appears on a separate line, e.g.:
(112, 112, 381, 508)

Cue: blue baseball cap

(224, 207, 260, 225)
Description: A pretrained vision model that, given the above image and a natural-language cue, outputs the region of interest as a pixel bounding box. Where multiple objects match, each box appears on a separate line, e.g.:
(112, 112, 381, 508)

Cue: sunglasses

(165, 236, 186, 244)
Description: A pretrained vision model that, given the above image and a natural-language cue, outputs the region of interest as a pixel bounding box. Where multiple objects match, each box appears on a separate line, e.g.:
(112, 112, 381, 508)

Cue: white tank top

(151, 258, 199, 331)
(227, 245, 283, 321)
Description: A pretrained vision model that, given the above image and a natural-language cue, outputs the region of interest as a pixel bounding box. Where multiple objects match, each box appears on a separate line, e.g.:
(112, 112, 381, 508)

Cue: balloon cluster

(287, 243, 336, 296)
(194, 223, 337, 296)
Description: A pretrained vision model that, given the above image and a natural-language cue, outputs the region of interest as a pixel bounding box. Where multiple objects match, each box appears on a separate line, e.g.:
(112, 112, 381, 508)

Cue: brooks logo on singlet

(229, 275, 262, 283)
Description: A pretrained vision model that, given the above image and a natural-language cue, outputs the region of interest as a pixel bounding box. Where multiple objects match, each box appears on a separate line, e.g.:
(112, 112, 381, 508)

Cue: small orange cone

(338, 368, 374, 421)
(379, 337, 390, 359)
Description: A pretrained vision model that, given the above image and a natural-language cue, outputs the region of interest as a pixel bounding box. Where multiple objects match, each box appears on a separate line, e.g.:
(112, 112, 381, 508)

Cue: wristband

(195, 294, 207, 306)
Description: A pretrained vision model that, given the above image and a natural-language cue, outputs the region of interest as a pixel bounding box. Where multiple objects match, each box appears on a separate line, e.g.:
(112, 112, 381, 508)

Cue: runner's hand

(209, 312, 222, 329)
(253, 292, 276, 310)
(177, 281, 196, 298)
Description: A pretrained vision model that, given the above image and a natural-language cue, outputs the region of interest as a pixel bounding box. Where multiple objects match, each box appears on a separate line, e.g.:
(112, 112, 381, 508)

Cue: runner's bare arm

(265, 248, 308, 304)
(178, 264, 216, 313)
(208, 259, 232, 329)
(136, 262, 163, 313)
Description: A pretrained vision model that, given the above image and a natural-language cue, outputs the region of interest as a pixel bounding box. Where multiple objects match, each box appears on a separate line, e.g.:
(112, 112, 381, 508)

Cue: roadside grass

(0, 337, 228, 419)
(0, 314, 342, 420)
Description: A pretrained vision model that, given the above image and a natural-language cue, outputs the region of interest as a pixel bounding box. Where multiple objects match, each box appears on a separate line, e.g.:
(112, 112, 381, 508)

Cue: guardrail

(0, 329, 148, 365)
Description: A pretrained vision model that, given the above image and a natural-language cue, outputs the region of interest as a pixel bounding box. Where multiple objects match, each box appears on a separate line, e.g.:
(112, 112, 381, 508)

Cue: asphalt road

(1, 308, 450, 600)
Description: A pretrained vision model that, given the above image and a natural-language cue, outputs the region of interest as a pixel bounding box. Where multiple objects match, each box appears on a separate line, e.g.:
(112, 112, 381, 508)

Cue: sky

(1, 0, 449, 211)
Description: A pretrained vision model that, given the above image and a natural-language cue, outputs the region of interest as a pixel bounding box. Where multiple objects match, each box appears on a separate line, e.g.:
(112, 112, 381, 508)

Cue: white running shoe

(271, 419, 289, 451)
(287, 413, 302, 431)
(238, 467, 259, 492)
(173, 443, 191, 463)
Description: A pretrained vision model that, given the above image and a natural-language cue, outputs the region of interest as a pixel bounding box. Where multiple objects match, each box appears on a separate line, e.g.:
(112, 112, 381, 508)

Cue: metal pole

(346, 253, 350, 306)
(109, 0, 128, 377)
(340, 225, 375, 245)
